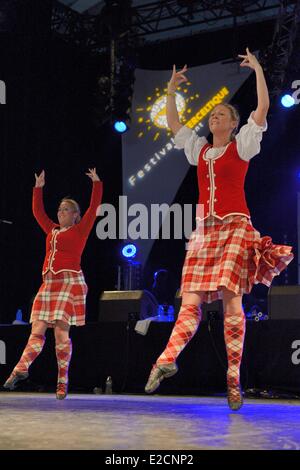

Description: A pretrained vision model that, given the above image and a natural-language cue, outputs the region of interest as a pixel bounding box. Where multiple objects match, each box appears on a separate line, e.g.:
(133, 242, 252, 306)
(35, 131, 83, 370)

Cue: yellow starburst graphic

(136, 82, 200, 141)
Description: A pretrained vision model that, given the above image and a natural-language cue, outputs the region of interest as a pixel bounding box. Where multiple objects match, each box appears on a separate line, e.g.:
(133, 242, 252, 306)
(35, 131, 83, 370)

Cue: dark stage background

(0, 2, 299, 328)
(1, 320, 300, 395)
(0, 320, 300, 398)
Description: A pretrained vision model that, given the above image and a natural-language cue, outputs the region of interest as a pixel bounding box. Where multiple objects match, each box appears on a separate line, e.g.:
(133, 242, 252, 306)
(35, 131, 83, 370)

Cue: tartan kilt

(30, 271, 88, 327)
(180, 215, 294, 304)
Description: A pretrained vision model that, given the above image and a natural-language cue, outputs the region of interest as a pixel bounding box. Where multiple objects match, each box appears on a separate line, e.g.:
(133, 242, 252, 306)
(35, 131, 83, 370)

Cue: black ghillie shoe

(56, 382, 68, 400)
(3, 371, 29, 391)
(227, 378, 243, 411)
(145, 363, 178, 394)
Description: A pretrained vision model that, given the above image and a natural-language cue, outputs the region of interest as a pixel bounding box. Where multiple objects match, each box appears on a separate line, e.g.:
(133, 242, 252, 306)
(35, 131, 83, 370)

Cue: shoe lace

(227, 378, 242, 402)
(56, 382, 67, 394)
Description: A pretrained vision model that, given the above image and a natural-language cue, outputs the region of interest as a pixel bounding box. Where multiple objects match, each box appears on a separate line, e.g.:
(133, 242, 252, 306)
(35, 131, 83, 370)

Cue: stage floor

(0, 393, 299, 450)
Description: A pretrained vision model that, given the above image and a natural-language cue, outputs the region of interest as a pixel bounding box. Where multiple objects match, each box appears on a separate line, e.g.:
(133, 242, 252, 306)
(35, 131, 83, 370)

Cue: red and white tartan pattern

(157, 304, 202, 365)
(14, 333, 46, 373)
(180, 215, 293, 303)
(224, 311, 245, 384)
(30, 271, 88, 327)
(56, 339, 72, 385)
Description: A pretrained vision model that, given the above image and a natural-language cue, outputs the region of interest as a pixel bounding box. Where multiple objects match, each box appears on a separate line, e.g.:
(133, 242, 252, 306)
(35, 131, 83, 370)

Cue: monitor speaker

(98, 290, 158, 322)
(268, 285, 300, 320)
(174, 290, 223, 320)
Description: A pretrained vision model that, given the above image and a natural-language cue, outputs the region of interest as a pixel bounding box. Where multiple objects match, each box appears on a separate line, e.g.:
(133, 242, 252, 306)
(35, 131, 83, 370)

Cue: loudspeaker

(98, 290, 158, 322)
(174, 290, 223, 320)
(268, 285, 300, 320)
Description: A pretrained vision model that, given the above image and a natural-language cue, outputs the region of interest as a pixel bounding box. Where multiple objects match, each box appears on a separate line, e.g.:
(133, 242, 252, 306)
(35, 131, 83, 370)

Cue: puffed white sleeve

(173, 126, 207, 166)
(236, 111, 268, 162)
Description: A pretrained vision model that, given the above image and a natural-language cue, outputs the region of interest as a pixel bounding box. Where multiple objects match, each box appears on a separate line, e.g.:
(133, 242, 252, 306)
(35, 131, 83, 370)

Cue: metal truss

(260, 0, 300, 100)
(52, 0, 300, 122)
(52, 0, 297, 48)
(52, 2, 105, 53)
(130, 0, 296, 39)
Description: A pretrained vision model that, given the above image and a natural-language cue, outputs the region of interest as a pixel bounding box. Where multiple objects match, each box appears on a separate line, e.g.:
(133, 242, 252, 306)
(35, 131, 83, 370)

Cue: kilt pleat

(30, 271, 88, 327)
(180, 215, 293, 304)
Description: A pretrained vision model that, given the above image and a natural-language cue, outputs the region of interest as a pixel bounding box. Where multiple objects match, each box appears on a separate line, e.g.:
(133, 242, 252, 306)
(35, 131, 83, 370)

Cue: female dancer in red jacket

(145, 49, 293, 410)
(4, 168, 102, 399)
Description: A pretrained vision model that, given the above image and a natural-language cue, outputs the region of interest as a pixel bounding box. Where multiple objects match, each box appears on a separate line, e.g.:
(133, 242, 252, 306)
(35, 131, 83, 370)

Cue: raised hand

(86, 168, 100, 182)
(35, 170, 45, 188)
(168, 64, 188, 93)
(239, 48, 269, 126)
(238, 48, 261, 71)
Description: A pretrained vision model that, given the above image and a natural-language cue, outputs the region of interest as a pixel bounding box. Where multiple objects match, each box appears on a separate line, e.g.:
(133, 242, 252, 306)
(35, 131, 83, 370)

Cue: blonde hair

(60, 198, 81, 224)
(211, 103, 240, 141)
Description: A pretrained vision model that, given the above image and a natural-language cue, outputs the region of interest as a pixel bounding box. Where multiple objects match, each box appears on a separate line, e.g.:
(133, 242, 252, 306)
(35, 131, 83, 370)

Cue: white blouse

(174, 112, 268, 165)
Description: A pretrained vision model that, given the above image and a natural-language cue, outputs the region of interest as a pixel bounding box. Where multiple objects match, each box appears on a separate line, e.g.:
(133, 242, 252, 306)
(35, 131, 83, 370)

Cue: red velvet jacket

(197, 141, 250, 220)
(33, 181, 103, 274)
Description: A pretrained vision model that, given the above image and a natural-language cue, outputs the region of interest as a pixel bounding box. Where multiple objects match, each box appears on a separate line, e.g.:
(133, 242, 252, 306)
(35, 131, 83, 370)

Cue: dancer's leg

(222, 288, 245, 411)
(54, 320, 72, 400)
(3, 321, 47, 390)
(145, 292, 203, 393)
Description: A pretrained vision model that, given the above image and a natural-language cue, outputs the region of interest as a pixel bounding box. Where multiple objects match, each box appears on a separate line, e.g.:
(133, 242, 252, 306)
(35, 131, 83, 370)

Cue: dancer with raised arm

(145, 49, 293, 410)
(4, 168, 102, 399)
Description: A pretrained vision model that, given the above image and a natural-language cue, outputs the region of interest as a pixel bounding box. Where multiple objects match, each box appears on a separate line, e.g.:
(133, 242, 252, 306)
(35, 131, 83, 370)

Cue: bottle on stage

(105, 376, 113, 394)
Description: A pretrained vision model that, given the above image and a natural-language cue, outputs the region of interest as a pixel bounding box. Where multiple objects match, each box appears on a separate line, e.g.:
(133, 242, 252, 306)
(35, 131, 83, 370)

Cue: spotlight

(281, 94, 295, 108)
(111, 66, 134, 133)
(114, 120, 128, 133)
(122, 244, 137, 259)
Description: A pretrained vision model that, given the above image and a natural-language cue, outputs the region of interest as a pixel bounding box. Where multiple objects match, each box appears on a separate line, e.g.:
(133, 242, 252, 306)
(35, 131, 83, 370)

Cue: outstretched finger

(178, 77, 187, 85)
(178, 65, 187, 73)
(240, 62, 250, 68)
